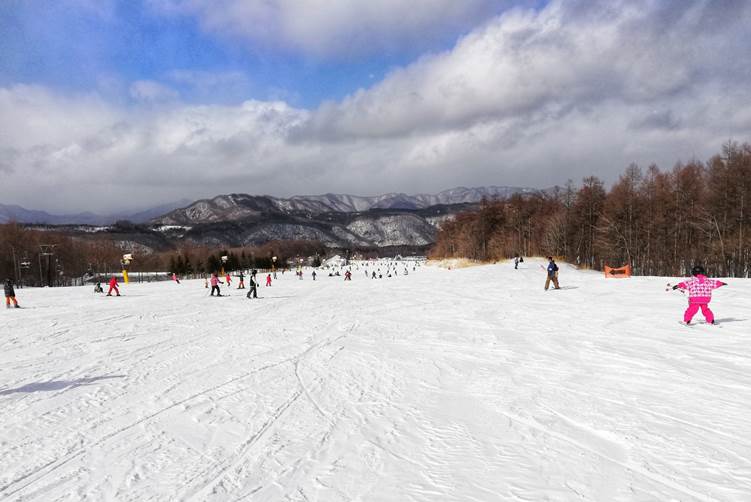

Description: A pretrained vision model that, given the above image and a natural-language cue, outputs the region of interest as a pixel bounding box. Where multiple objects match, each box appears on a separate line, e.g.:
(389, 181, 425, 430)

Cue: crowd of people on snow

(4, 256, 732, 325)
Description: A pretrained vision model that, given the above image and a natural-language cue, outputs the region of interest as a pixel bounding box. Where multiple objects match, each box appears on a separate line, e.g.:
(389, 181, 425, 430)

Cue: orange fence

(604, 264, 632, 278)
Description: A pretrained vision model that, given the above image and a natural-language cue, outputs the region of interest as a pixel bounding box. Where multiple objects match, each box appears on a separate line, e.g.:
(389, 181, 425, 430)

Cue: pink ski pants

(684, 303, 714, 324)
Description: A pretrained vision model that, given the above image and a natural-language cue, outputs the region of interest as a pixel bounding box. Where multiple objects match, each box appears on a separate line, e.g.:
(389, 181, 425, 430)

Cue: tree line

(0, 222, 328, 287)
(430, 141, 751, 277)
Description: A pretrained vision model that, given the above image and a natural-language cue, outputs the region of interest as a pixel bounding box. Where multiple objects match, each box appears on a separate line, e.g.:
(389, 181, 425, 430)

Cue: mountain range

(0, 200, 193, 225)
(5, 186, 539, 251)
(155, 186, 536, 225)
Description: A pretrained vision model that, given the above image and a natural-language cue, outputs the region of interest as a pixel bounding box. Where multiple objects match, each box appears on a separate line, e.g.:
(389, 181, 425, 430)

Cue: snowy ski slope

(1, 259, 750, 501)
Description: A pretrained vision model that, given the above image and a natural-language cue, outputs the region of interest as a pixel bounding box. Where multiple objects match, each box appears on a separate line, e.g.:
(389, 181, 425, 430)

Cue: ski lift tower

(39, 244, 57, 287)
(19, 254, 32, 287)
(10, 246, 32, 287)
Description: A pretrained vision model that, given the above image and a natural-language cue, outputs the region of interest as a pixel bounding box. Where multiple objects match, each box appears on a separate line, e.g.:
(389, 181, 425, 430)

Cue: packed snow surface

(1, 259, 750, 501)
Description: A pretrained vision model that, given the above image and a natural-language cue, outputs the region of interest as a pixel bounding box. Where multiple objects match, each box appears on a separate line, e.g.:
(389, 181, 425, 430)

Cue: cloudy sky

(1, 0, 750, 213)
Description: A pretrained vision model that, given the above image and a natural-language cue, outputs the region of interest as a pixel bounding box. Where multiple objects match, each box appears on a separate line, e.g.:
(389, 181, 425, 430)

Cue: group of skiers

(4, 256, 730, 326)
(91, 276, 120, 296)
(203, 270, 269, 299)
(511, 255, 729, 325)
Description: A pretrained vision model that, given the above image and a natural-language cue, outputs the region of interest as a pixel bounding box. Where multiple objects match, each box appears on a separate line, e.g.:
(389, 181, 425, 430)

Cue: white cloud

(129, 80, 180, 102)
(148, 0, 511, 59)
(1, 0, 750, 212)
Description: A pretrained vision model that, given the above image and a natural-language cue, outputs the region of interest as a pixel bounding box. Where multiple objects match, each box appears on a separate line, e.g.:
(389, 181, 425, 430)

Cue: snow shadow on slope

(0, 375, 125, 395)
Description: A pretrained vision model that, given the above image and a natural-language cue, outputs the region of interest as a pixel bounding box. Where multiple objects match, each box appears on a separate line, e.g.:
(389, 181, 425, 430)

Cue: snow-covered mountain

(6, 187, 536, 251)
(155, 186, 535, 225)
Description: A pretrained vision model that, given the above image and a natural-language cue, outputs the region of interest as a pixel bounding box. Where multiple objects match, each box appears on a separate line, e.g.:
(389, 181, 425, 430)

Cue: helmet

(691, 265, 705, 276)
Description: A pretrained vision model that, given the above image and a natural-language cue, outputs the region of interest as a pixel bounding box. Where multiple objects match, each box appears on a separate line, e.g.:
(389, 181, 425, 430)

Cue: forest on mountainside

(430, 141, 751, 277)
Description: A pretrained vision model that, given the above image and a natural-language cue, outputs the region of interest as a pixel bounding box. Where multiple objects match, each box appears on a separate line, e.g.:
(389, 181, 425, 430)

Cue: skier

(210, 273, 223, 296)
(225, 273, 232, 287)
(265, 274, 272, 287)
(94, 282, 103, 294)
(372, 271, 376, 279)
(544, 257, 560, 290)
(172, 273, 180, 284)
(671, 265, 727, 325)
(107, 275, 120, 296)
(344, 270, 352, 281)
(246, 275, 258, 299)
(4, 278, 20, 308)
(237, 272, 245, 289)
(312, 270, 317, 281)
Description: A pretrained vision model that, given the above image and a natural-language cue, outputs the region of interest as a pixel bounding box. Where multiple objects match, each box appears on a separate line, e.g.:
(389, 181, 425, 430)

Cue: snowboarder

(107, 275, 120, 296)
(514, 254, 524, 269)
(544, 257, 560, 290)
(237, 272, 245, 289)
(246, 275, 258, 299)
(671, 265, 727, 325)
(94, 282, 103, 294)
(4, 278, 20, 308)
(265, 274, 272, 287)
(210, 273, 223, 296)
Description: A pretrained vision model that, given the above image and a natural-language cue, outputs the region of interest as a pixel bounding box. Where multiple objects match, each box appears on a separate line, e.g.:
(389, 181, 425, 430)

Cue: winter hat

(691, 265, 705, 276)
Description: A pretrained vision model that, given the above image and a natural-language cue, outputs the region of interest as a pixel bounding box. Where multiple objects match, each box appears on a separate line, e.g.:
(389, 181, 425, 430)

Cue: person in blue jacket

(545, 257, 560, 290)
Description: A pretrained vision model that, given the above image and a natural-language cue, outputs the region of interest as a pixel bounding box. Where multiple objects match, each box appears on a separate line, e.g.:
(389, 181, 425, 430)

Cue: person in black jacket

(246, 275, 258, 299)
(545, 257, 560, 290)
(5, 278, 20, 308)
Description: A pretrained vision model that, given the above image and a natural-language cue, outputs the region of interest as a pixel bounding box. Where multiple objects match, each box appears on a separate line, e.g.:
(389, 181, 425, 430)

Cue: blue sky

(0, 0, 516, 107)
(1, 0, 750, 212)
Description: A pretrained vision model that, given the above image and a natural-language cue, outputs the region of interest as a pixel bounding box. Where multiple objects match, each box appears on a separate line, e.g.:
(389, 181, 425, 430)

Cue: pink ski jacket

(676, 275, 725, 304)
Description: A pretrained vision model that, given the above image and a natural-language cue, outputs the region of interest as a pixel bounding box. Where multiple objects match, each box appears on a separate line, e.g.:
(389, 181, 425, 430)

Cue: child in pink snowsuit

(672, 265, 727, 324)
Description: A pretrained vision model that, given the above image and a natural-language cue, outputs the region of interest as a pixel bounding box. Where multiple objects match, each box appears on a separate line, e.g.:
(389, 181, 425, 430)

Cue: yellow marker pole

(123, 270, 129, 284)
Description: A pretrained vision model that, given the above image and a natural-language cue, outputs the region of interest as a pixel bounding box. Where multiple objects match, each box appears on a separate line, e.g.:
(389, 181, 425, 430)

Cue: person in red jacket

(107, 275, 120, 296)
(265, 274, 272, 287)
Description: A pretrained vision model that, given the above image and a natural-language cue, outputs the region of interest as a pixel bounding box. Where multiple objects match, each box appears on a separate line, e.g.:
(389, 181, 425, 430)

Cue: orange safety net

(604, 264, 632, 278)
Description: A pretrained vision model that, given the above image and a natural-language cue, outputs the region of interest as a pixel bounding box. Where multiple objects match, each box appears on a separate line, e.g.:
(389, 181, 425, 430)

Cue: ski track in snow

(1, 259, 751, 501)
